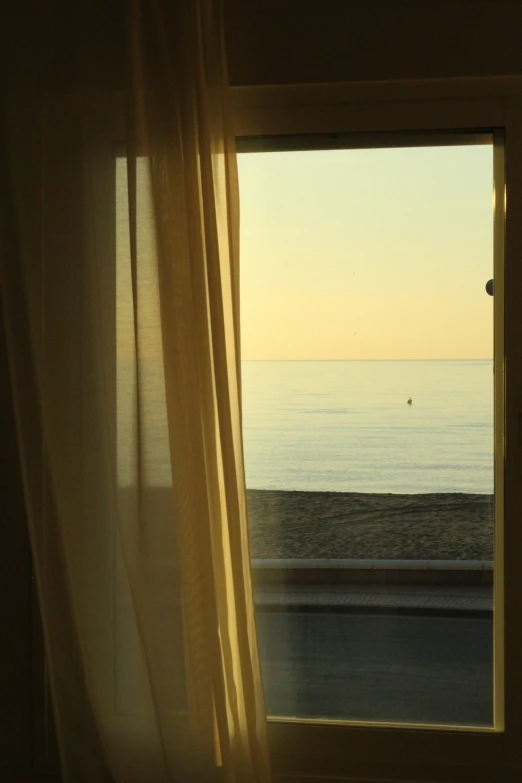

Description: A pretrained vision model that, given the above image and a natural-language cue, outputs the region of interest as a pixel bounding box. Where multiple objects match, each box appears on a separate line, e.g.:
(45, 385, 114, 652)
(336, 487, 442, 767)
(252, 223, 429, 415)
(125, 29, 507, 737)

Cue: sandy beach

(246, 490, 494, 561)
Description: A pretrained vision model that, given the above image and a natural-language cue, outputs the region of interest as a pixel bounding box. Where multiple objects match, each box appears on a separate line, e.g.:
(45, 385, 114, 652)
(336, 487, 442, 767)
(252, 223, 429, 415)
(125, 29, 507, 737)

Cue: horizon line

(240, 358, 493, 362)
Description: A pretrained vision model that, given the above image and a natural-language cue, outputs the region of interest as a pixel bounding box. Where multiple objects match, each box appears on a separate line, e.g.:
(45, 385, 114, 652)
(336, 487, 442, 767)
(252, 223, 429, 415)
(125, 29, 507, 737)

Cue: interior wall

(0, 299, 33, 776)
(224, 0, 522, 86)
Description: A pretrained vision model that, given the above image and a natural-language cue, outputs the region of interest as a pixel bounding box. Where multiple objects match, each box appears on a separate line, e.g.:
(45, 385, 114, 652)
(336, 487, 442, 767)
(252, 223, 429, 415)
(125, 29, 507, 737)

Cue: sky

(237, 144, 494, 361)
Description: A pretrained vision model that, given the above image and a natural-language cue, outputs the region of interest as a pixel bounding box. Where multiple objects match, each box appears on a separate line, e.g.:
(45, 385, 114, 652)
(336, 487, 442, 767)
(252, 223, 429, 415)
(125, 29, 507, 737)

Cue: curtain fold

(0, 1, 271, 781)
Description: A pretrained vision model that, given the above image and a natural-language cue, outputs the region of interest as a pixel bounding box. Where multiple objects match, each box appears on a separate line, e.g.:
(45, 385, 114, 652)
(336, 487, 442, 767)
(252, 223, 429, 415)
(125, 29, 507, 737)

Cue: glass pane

(239, 141, 496, 727)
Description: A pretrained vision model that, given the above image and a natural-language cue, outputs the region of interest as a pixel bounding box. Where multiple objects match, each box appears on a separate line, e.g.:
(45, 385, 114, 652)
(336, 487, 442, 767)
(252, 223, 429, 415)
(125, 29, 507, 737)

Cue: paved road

(256, 611, 493, 727)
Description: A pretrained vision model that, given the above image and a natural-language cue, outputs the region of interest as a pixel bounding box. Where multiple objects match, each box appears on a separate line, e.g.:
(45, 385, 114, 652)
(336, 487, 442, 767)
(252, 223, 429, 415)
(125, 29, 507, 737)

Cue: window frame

(232, 77, 522, 783)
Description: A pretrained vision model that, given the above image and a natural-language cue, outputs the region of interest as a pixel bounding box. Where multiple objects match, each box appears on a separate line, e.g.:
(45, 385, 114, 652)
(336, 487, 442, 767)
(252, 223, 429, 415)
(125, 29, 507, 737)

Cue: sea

(241, 360, 494, 495)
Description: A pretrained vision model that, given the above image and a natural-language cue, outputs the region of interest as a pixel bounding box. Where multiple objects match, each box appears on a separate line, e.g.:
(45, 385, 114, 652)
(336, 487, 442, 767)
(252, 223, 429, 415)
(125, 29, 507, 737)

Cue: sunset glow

(238, 145, 493, 360)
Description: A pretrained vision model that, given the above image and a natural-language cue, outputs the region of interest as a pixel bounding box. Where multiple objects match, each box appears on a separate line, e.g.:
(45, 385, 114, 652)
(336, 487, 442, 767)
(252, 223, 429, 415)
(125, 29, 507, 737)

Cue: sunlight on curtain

(0, 1, 270, 781)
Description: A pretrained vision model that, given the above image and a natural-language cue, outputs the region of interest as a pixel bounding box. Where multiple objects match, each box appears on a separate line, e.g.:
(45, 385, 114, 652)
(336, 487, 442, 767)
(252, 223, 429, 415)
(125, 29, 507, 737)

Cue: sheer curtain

(0, 1, 271, 781)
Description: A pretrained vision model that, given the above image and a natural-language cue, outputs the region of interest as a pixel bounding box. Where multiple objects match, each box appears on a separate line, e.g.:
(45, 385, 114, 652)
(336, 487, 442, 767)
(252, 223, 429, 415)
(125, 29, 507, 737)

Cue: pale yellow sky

(238, 145, 494, 360)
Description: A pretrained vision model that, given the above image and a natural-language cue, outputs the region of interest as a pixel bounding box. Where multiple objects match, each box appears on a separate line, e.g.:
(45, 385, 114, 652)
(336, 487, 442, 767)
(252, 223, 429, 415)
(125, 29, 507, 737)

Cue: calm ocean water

(241, 360, 494, 494)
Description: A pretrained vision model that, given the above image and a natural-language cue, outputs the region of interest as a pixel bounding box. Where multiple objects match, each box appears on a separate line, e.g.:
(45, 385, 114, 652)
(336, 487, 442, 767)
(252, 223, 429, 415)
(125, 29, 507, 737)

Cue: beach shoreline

(246, 489, 494, 561)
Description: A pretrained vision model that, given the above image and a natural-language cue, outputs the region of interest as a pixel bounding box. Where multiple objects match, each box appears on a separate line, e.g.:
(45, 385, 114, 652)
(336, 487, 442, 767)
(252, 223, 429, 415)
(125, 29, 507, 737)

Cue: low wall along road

(251, 558, 493, 586)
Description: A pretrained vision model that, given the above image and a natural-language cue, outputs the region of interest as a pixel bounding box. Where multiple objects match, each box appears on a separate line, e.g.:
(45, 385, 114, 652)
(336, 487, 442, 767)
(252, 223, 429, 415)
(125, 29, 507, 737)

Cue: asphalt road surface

(256, 611, 493, 727)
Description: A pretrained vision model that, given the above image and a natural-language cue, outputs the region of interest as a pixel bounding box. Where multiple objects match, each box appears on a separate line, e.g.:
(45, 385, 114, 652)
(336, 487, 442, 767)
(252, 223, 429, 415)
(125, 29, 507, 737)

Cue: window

(232, 81, 522, 783)
(238, 136, 499, 730)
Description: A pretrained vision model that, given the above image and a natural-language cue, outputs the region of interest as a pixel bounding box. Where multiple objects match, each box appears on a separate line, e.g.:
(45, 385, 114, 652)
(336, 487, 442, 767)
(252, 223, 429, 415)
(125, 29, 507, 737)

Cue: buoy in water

(407, 397, 412, 405)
